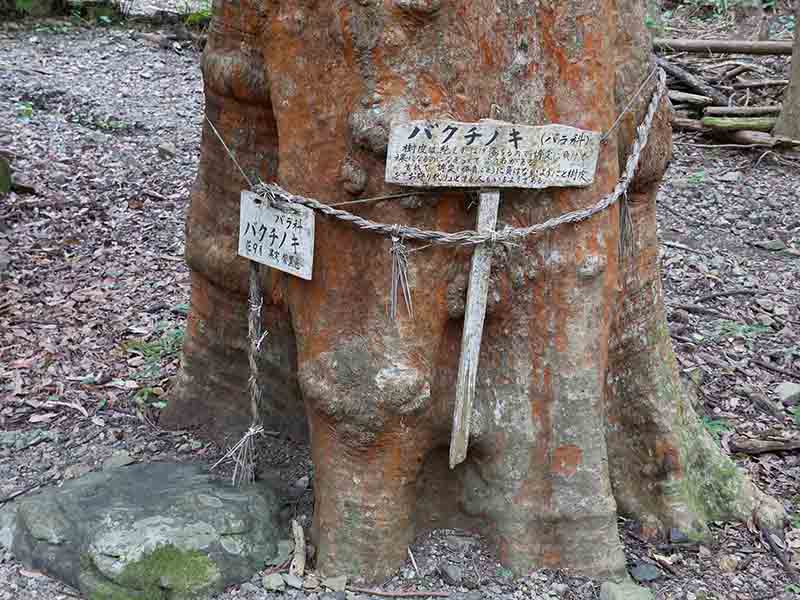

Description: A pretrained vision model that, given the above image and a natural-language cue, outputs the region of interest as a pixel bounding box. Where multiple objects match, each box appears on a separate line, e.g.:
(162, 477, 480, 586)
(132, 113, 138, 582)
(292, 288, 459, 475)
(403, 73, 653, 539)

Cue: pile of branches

(654, 38, 798, 148)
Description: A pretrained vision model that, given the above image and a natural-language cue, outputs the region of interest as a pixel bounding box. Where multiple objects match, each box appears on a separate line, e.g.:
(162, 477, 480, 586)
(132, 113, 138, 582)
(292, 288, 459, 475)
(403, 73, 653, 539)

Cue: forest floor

(1, 3, 800, 600)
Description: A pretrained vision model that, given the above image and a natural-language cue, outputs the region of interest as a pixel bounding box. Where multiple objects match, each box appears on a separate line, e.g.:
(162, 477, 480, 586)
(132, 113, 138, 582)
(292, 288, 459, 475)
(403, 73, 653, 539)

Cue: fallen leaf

(29, 412, 57, 423)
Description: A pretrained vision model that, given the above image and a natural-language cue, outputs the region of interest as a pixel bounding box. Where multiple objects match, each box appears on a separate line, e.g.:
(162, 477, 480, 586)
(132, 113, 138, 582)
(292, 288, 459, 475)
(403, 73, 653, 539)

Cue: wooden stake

(449, 189, 499, 469)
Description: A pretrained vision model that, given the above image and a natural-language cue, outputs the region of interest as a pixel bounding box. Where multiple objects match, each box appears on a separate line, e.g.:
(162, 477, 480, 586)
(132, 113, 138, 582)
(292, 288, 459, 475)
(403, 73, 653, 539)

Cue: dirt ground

(1, 3, 799, 600)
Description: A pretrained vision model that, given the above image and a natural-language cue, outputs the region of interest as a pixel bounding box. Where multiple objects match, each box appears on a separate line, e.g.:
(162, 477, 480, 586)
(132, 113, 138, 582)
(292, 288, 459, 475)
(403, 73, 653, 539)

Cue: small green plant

(134, 386, 168, 411)
(14, 0, 35, 13)
(702, 416, 731, 441)
(182, 0, 211, 27)
(125, 326, 184, 361)
(789, 406, 800, 427)
(716, 320, 771, 339)
(125, 325, 184, 411)
(688, 0, 735, 17)
(685, 170, 707, 184)
(787, 583, 800, 596)
(94, 116, 128, 131)
(17, 101, 34, 119)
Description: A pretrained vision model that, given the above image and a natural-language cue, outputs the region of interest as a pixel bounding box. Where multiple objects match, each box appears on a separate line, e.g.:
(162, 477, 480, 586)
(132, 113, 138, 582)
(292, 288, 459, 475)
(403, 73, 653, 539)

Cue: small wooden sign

(386, 119, 601, 189)
(238, 190, 314, 280)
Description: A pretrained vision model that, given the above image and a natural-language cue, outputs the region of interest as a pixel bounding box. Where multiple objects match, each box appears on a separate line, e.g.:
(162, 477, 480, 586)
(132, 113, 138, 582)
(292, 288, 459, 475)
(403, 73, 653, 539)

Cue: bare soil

(1, 4, 799, 600)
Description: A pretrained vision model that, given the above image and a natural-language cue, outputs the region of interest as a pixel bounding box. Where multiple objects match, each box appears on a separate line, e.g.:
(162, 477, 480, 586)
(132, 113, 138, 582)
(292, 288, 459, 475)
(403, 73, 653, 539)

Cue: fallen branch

(662, 241, 708, 256)
(348, 587, 450, 598)
(732, 79, 789, 89)
(654, 38, 793, 56)
(725, 130, 800, 148)
(751, 359, 800, 381)
(0, 482, 43, 504)
(658, 58, 728, 106)
(696, 288, 756, 303)
(703, 105, 781, 117)
(729, 436, 800, 455)
(672, 117, 705, 132)
(762, 528, 800, 585)
(701, 116, 776, 133)
(674, 304, 732, 319)
(668, 90, 713, 106)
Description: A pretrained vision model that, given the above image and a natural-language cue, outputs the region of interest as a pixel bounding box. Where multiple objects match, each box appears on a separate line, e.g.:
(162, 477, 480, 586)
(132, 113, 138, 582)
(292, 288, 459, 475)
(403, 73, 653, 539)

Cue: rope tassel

(389, 233, 413, 321)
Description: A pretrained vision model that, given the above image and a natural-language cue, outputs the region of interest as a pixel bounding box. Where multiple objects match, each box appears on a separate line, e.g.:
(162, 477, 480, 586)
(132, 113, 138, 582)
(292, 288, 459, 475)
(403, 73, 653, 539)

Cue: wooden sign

(238, 191, 314, 280)
(386, 119, 601, 189)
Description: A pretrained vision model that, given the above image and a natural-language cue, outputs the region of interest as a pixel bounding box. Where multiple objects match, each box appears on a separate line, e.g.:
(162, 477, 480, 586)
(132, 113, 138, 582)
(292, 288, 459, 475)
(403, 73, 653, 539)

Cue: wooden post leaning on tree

(449, 189, 498, 469)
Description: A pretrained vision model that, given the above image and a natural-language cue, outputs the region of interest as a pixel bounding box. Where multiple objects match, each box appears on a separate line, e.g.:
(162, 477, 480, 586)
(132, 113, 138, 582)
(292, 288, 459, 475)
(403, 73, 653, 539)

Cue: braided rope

(252, 68, 666, 247)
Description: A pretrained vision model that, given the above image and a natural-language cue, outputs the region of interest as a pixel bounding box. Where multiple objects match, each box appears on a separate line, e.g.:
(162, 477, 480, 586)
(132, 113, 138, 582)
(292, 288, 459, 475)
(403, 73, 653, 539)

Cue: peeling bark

(167, 0, 784, 582)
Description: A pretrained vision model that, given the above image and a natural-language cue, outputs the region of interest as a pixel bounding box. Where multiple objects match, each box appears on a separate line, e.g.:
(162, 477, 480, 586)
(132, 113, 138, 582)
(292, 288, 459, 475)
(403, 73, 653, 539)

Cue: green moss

(675, 413, 750, 533)
(82, 545, 221, 600)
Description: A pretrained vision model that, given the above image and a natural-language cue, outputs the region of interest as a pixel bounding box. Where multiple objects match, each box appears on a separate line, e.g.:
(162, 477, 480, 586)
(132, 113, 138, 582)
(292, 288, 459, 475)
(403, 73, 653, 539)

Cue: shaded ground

(1, 5, 799, 600)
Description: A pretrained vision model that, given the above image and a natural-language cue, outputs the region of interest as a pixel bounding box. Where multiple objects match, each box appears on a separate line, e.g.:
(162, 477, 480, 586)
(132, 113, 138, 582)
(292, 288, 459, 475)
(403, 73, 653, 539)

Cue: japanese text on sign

(238, 191, 314, 280)
(385, 119, 601, 189)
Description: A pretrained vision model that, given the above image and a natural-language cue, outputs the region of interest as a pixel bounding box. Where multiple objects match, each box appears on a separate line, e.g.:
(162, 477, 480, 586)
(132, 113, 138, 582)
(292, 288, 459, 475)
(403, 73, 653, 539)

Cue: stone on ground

(262, 572, 285, 591)
(776, 382, 800, 406)
(11, 462, 280, 600)
(322, 574, 347, 592)
(0, 155, 10, 195)
(600, 581, 654, 600)
(0, 503, 16, 550)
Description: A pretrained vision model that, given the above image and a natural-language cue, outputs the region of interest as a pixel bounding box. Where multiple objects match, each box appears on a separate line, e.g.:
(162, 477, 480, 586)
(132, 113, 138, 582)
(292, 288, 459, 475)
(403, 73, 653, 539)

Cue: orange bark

(164, 0, 784, 582)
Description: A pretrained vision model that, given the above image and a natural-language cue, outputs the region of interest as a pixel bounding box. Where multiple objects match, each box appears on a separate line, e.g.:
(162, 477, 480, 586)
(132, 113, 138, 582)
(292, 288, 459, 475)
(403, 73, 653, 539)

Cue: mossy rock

(11, 463, 280, 600)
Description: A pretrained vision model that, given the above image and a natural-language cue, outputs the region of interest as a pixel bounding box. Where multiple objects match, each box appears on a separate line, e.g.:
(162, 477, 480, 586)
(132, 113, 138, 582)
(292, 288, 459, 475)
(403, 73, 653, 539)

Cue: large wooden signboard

(386, 119, 601, 189)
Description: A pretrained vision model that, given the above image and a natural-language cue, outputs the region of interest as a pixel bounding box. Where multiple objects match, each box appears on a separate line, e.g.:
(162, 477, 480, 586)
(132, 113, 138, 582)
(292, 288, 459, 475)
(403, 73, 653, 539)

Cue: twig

(662, 241, 708, 256)
(674, 304, 732, 319)
(673, 142, 770, 149)
(750, 359, 800, 381)
(732, 79, 789, 89)
(696, 288, 757, 303)
(347, 587, 450, 598)
(763, 529, 800, 584)
(407, 547, 420, 577)
(263, 556, 292, 576)
(143, 189, 168, 201)
(45, 399, 88, 418)
(0, 482, 43, 504)
(658, 204, 712, 230)
(330, 191, 436, 207)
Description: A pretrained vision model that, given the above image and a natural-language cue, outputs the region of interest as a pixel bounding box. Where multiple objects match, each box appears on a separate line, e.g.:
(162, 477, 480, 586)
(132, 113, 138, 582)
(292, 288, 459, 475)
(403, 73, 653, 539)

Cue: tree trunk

(164, 0, 784, 583)
(774, 1, 800, 139)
